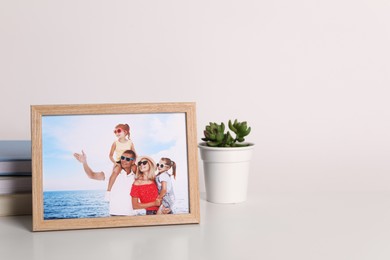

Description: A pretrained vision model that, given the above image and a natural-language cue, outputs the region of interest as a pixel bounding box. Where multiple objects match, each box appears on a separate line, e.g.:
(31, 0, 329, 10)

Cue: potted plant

(198, 120, 254, 204)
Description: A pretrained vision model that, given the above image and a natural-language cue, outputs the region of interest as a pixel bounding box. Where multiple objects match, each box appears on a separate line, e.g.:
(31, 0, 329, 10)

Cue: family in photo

(73, 123, 177, 216)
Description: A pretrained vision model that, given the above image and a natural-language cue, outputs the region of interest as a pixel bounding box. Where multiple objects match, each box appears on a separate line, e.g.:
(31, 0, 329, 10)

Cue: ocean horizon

(43, 189, 189, 220)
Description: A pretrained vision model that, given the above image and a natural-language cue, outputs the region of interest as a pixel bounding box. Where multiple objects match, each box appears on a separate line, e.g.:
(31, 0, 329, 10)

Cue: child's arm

(157, 181, 167, 200)
(131, 197, 161, 209)
(109, 142, 117, 164)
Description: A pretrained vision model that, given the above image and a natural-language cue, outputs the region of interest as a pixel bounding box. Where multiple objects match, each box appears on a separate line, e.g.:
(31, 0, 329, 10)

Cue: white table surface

(1, 192, 390, 260)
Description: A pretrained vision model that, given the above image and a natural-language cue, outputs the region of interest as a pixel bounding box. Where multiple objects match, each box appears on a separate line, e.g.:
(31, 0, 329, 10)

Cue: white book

(0, 193, 32, 216)
(0, 176, 32, 194)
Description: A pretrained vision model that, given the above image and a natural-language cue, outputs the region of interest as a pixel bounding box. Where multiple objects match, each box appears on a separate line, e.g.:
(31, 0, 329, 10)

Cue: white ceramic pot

(198, 142, 255, 204)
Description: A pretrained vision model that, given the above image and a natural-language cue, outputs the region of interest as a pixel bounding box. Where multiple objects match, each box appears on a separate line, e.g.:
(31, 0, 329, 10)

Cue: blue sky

(42, 113, 188, 191)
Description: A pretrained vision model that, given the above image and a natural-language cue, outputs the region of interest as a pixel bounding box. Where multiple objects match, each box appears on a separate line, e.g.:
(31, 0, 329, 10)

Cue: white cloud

(148, 113, 186, 144)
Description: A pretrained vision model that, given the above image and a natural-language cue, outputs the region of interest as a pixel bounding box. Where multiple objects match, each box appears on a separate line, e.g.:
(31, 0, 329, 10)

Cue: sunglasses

(113, 128, 123, 134)
(120, 155, 134, 162)
(137, 160, 148, 166)
(157, 163, 169, 168)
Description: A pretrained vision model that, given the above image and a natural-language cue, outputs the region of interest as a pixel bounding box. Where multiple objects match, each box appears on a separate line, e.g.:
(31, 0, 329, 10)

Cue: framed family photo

(31, 102, 200, 231)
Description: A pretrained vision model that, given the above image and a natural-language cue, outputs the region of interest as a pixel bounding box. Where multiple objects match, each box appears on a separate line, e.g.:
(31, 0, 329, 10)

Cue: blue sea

(44, 190, 109, 220)
(43, 190, 189, 220)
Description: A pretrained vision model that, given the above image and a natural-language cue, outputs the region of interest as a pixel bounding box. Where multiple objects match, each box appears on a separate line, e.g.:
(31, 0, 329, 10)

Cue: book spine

(0, 160, 32, 175)
(0, 193, 32, 216)
(0, 176, 32, 195)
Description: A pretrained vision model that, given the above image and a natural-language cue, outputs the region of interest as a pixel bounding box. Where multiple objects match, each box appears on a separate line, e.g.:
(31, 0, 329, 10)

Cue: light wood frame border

(31, 102, 199, 231)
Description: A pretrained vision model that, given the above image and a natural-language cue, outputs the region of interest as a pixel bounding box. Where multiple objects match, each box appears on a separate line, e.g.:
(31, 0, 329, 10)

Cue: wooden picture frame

(31, 102, 200, 231)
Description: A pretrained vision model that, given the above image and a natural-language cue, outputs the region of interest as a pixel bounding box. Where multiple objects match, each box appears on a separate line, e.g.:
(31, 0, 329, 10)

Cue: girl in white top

(155, 157, 176, 214)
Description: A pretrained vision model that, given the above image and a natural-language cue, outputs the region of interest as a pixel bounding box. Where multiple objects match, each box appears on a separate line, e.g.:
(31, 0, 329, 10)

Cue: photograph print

(32, 103, 200, 231)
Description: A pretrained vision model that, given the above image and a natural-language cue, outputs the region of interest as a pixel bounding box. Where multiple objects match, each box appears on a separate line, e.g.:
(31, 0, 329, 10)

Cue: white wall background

(1, 0, 389, 194)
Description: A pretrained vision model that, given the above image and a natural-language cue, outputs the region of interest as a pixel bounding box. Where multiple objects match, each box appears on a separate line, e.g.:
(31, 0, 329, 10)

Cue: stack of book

(0, 141, 32, 216)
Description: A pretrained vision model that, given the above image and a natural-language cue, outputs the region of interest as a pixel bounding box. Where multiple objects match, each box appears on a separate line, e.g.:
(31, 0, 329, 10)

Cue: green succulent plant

(201, 119, 251, 147)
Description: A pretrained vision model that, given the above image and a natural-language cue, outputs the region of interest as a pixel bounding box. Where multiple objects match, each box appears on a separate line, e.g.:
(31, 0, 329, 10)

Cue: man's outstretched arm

(73, 150, 105, 181)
